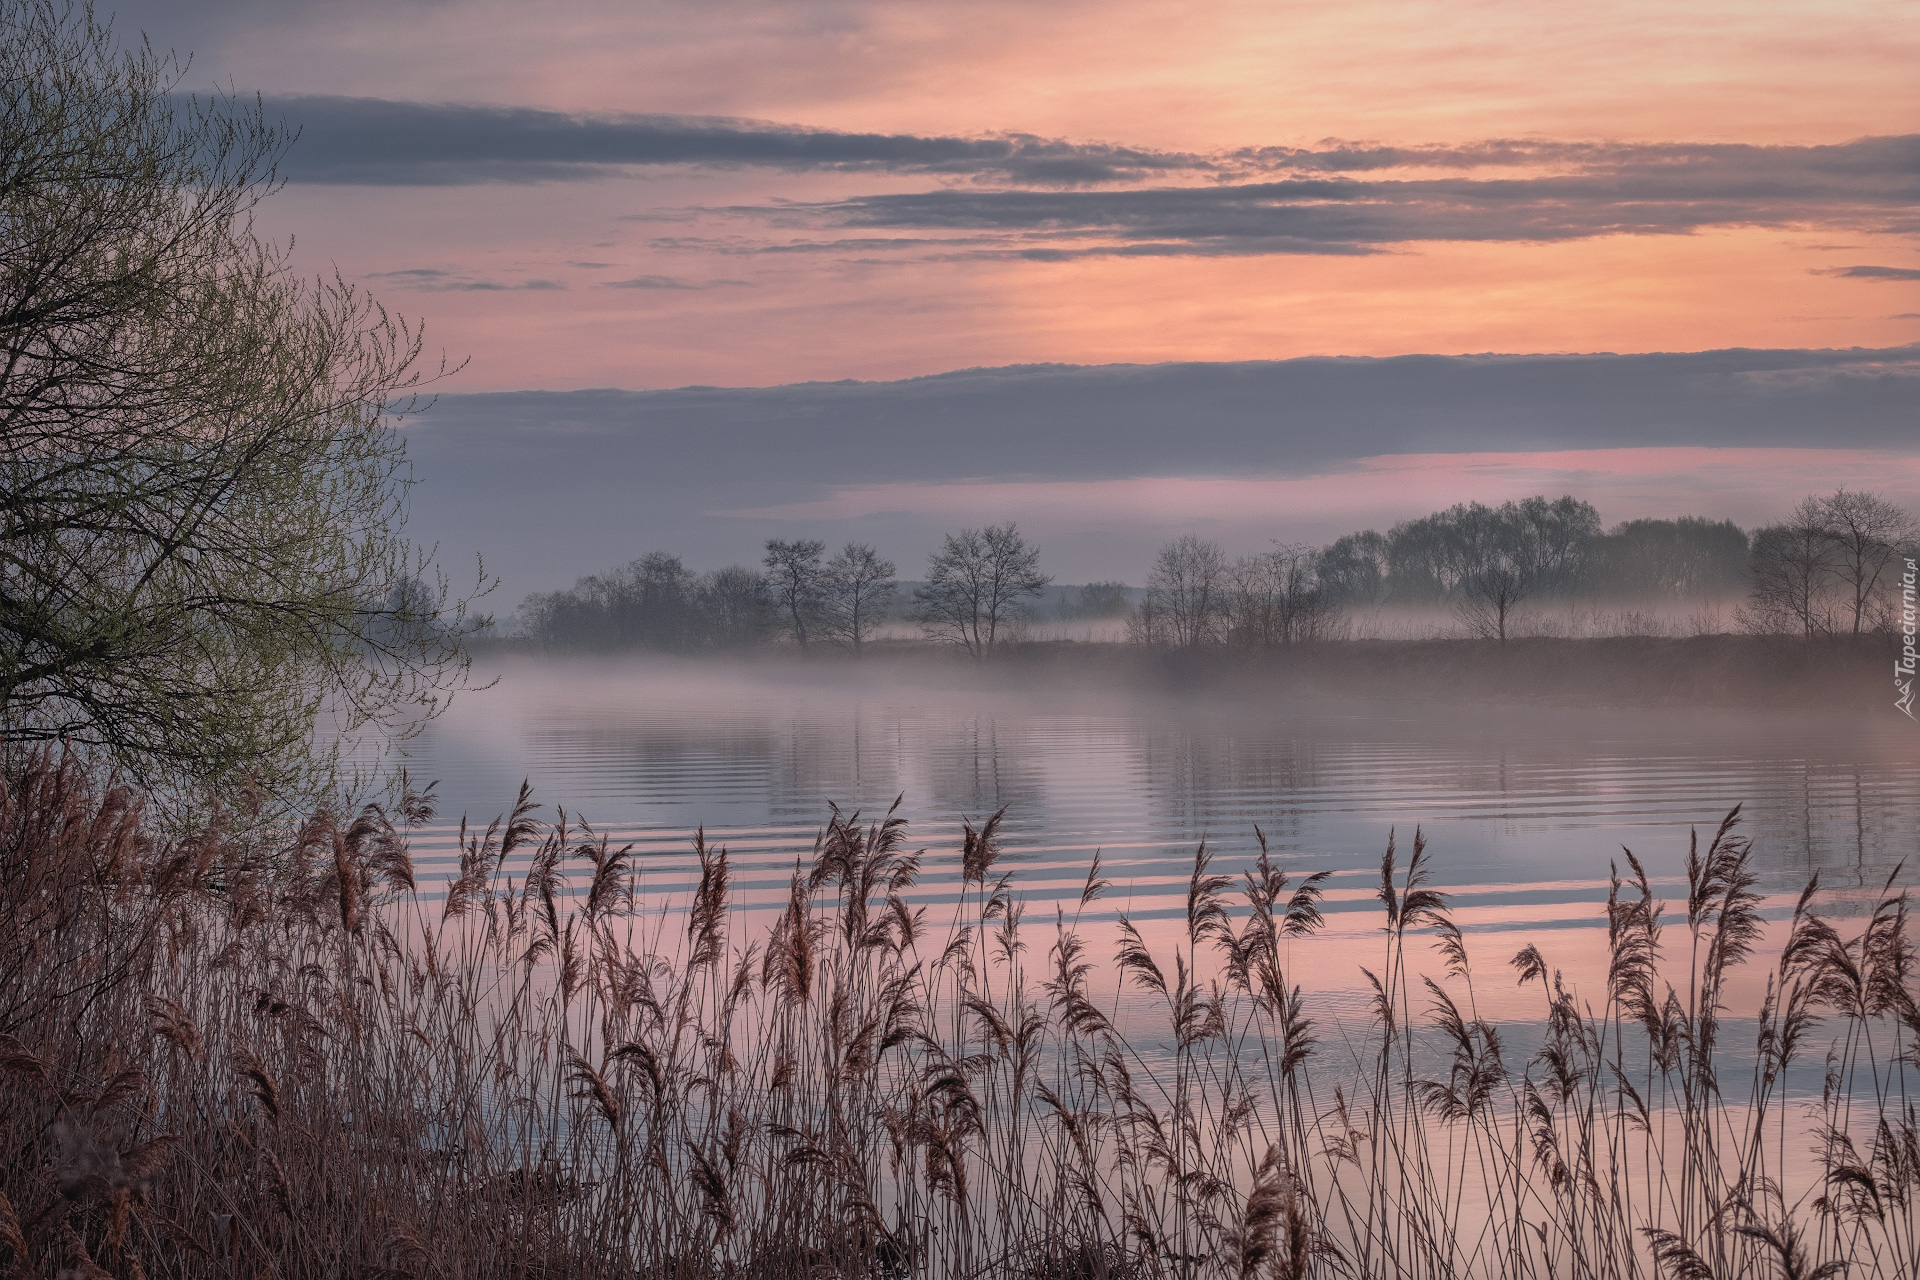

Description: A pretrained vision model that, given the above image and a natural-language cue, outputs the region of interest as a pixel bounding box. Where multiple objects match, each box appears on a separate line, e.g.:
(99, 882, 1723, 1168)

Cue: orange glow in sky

(138, 0, 1920, 390)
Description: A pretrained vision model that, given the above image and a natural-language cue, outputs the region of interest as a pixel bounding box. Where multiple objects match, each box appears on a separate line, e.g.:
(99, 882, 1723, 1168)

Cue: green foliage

(0, 1, 481, 800)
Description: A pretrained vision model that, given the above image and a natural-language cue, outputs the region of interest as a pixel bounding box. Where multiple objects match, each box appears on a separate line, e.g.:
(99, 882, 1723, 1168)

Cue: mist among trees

(510, 490, 1915, 654)
(1742, 489, 1917, 637)
(520, 541, 901, 654)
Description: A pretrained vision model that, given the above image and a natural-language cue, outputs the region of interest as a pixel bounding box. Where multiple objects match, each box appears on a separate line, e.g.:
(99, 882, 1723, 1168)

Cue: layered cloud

(365, 267, 566, 291)
(394, 346, 1920, 599)
(727, 136, 1920, 257)
(268, 97, 1918, 258)
(1816, 264, 1920, 281)
(89, 0, 1920, 386)
(268, 96, 1209, 186)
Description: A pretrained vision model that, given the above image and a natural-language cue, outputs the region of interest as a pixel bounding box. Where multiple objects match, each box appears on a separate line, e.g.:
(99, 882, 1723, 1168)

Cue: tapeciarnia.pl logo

(1899, 557, 1918, 719)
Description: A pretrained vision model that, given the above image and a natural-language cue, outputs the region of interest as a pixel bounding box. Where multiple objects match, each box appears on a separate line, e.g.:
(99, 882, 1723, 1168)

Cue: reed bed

(1, 750, 1916, 1279)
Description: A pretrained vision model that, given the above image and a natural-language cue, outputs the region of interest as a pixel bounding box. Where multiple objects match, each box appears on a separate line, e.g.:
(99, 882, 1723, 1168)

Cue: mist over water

(387, 657, 1920, 961)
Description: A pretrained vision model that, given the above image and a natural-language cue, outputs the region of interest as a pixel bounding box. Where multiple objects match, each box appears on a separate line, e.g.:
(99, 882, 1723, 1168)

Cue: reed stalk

(1, 750, 1914, 1278)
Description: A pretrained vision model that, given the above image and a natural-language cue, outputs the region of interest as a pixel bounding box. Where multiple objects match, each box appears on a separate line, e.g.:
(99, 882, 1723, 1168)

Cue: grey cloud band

(264, 97, 1916, 255)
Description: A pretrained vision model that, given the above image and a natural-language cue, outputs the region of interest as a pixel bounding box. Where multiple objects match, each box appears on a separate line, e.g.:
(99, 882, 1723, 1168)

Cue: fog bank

(398, 346, 1920, 604)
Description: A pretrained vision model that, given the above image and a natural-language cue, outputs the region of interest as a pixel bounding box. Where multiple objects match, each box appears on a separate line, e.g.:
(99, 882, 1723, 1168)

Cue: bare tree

(1457, 559, 1531, 643)
(1514, 495, 1602, 593)
(1386, 502, 1499, 600)
(1318, 530, 1391, 606)
(914, 524, 1049, 658)
(624, 553, 702, 649)
(763, 538, 828, 648)
(1383, 496, 1597, 613)
(1586, 517, 1750, 599)
(1144, 536, 1227, 648)
(1223, 552, 1274, 647)
(1224, 544, 1336, 646)
(1742, 499, 1842, 637)
(700, 566, 775, 649)
(1444, 499, 1596, 642)
(1126, 592, 1169, 645)
(823, 543, 896, 655)
(1817, 489, 1917, 634)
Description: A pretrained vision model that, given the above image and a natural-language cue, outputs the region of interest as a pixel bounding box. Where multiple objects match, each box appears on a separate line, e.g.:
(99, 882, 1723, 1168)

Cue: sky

(401, 349, 1919, 598)
(115, 0, 1920, 596)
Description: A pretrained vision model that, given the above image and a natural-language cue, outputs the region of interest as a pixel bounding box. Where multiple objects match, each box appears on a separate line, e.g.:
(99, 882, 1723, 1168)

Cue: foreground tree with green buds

(0, 0, 485, 802)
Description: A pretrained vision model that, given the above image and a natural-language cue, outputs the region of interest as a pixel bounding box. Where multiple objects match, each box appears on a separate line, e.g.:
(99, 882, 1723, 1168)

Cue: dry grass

(1, 750, 1916, 1278)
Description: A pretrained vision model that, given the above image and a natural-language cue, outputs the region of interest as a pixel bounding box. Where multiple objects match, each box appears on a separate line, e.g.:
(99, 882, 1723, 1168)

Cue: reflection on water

(381, 656, 1920, 941)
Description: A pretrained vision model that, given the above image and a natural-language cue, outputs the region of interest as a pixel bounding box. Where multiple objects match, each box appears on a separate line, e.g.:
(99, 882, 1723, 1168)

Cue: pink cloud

(125, 0, 1918, 391)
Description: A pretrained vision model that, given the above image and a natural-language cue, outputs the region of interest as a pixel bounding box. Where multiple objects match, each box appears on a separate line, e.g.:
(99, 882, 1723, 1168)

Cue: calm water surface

(382, 657, 1920, 955)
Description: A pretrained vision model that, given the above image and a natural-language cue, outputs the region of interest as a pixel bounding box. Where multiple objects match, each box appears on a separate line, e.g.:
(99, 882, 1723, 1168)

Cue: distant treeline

(518, 553, 779, 653)
(1318, 501, 1750, 605)
(517, 543, 902, 654)
(513, 489, 1914, 652)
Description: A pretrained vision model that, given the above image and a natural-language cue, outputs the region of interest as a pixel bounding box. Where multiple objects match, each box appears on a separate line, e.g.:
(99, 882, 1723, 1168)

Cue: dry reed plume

(1, 750, 1916, 1278)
